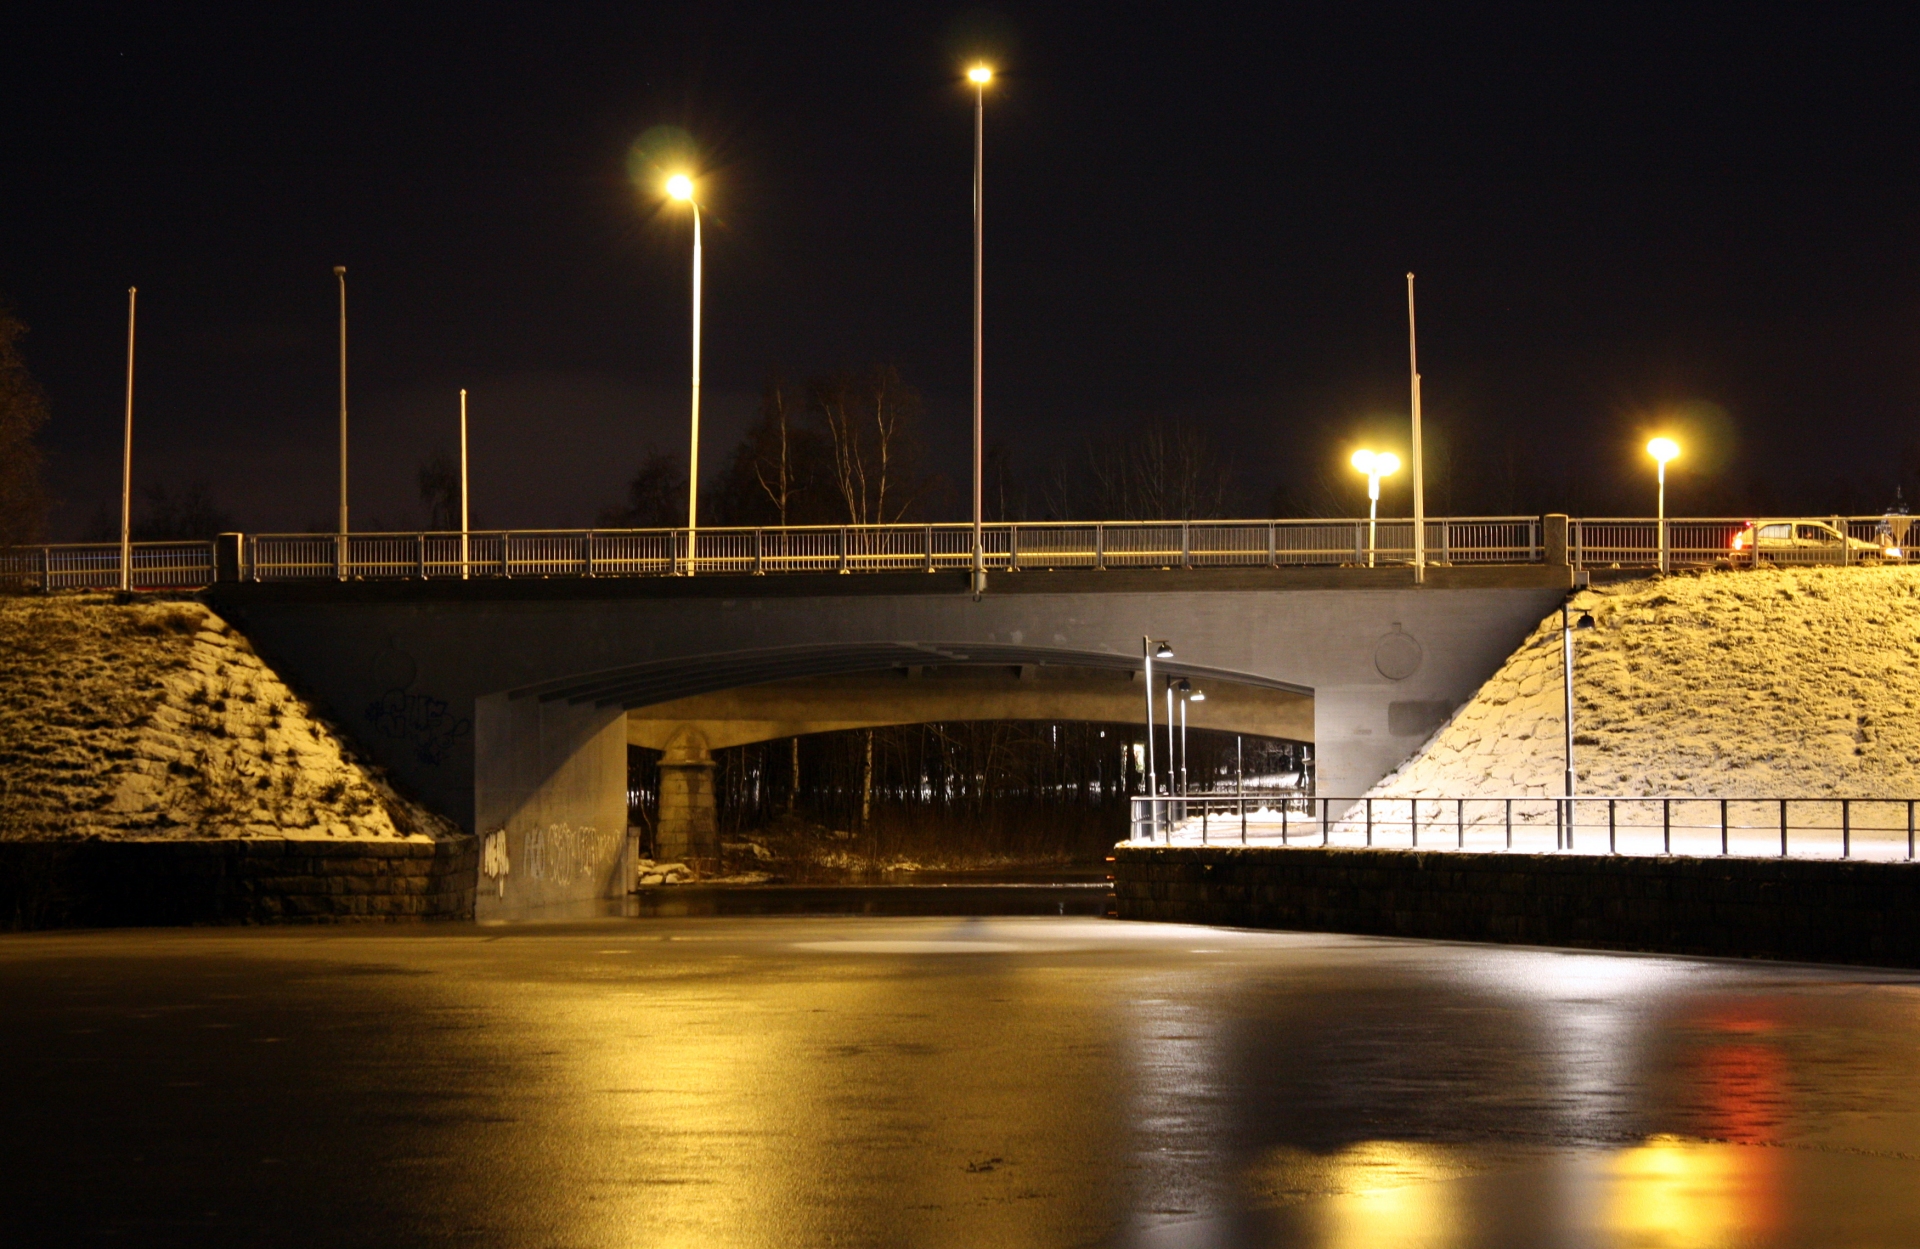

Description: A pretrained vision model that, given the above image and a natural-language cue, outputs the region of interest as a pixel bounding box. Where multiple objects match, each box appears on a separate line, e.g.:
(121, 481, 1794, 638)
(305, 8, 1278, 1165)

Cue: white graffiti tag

(522, 823, 605, 884)
(482, 829, 510, 897)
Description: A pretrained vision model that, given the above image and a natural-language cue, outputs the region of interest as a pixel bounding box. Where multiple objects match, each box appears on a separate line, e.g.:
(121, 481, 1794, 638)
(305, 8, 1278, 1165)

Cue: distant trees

(597, 449, 688, 529)
(416, 453, 459, 530)
(0, 305, 49, 549)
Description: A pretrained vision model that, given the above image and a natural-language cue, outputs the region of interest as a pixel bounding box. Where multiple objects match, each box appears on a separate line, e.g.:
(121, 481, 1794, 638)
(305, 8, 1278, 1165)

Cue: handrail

(5, 513, 1911, 589)
(1129, 793, 1920, 861)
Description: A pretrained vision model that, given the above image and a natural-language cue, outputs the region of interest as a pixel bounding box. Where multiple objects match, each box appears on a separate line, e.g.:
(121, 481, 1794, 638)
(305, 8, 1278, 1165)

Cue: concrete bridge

(205, 562, 1572, 917)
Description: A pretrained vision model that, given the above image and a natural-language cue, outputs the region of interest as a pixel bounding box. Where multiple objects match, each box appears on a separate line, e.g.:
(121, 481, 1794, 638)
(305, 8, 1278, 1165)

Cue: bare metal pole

(970, 76, 987, 596)
(1142, 637, 1158, 798)
(120, 287, 136, 591)
(334, 266, 348, 579)
(1408, 273, 1425, 584)
(459, 388, 470, 580)
(687, 203, 702, 576)
(1562, 601, 1576, 802)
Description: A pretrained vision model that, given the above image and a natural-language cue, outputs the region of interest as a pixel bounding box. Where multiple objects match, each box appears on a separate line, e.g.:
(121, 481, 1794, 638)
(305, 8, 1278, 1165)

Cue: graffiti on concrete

(481, 829, 510, 897)
(523, 823, 608, 885)
(364, 688, 471, 766)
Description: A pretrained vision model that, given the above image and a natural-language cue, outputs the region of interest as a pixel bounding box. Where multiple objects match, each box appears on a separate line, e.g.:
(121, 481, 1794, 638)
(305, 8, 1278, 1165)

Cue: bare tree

(597, 450, 687, 528)
(1086, 417, 1233, 520)
(416, 452, 459, 530)
(0, 306, 49, 550)
(811, 366, 929, 524)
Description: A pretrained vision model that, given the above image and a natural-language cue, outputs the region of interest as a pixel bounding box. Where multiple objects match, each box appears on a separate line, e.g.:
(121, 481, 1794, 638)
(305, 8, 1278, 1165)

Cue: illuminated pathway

(4, 918, 1918, 1246)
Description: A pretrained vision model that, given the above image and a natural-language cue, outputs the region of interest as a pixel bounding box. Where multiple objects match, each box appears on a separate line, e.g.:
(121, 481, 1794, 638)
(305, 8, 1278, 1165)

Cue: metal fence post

(839, 527, 849, 573)
(1843, 799, 1851, 858)
(1267, 522, 1277, 567)
(1456, 798, 1464, 848)
(1181, 521, 1192, 570)
(416, 533, 426, 579)
(1365, 797, 1373, 846)
(1505, 797, 1512, 849)
(1095, 523, 1106, 571)
(923, 524, 933, 572)
(501, 533, 513, 579)
(1608, 798, 1616, 854)
(1411, 799, 1418, 848)
(1281, 800, 1289, 845)
(1009, 523, 1020, 572)
(1780, 798, 1788, 858)
(1720, 798, 1728, 855)
(1909, 800, 1915, 862)
(1322, 797, 1330, 846)
(1662, 798, 1670, 854)
(586, 530, 598, 577)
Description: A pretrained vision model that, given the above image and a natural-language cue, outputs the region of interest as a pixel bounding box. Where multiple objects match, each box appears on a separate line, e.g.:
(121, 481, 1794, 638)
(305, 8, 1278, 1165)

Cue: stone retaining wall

(1112, 845, 1920, 967)
(0, 836, 478, 929)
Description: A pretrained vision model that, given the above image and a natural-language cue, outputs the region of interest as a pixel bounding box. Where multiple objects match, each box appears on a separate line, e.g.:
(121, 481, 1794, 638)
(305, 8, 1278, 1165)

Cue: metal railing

(1130, 794, 1920, 861)
(0, 541, 215, 590)
(1569, 517, 1904, 570)
(4, 514, 1908, 589)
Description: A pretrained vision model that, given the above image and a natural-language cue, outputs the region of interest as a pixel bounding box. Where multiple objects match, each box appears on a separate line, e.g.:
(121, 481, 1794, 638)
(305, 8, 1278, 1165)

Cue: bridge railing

(4, 515, 1906, 588)
(1131, 793, 1920, 861)
(0, 540, 216, 590)
(233, 517, 1547, 581)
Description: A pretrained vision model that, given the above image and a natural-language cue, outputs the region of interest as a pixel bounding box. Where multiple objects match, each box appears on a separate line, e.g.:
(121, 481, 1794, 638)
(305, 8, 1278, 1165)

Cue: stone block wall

(1112, 845, 1920, 967)
(0, 837, 478, 929)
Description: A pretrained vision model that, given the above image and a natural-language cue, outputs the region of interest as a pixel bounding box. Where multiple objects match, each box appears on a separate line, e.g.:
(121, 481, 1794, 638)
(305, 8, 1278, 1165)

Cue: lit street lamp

(119, 286, 136, 591)
(1561, 601, 1595, 848)
(967, 64, 992, 596)
(1646, 437, 1679, 573)
(1350, 449, 1401, 568)
(1177, 680, 1205, 796)
(666, 173, 702, 575)
(334, 265, 348, 580)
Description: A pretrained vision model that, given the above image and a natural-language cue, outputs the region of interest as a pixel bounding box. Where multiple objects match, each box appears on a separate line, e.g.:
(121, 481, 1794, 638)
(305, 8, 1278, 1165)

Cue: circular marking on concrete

(1373, 629, 1424, 681)
(790, 940, 1026, 955)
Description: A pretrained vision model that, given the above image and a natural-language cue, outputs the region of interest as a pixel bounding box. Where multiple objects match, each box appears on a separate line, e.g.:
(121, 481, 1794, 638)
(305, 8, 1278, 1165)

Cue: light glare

(968, 65, 994, 84)
(1350, 449, 1376, 473)
(666, 174, 694, 202)
(1646, 436, 1679, 464)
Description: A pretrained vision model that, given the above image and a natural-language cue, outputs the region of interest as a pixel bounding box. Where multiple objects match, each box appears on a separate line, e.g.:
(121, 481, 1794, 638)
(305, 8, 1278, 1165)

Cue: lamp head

(1374, 452, 1401, 477)
(1188, 689, 1205, 702)
(1350, 449, 1376, 474)
(1154, 641, 1174, 659)
(333, 265, 346, 277)
(665, 174, 695, 202)
(1647, 436, 1679, 465)
(1177, 678, 1193, 694)
(967, 64, 994, 85)
(1576, 612, 1596, 630)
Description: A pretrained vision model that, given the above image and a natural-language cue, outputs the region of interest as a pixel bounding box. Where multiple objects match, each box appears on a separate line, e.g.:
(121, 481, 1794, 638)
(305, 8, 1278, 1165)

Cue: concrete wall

(0, 837, 477, 929)
(1113, 845, 1920, 967)
(473, 693, 633, 921)
(208, 568, 1567, 836)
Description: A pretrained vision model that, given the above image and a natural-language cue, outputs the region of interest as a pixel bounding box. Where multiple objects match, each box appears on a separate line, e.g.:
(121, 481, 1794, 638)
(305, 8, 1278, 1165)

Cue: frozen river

(5, 915, 1919, 1247)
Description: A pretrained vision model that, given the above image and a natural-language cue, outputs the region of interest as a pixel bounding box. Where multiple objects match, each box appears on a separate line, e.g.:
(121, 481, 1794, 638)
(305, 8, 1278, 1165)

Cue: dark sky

(8, 2, 1920, 538)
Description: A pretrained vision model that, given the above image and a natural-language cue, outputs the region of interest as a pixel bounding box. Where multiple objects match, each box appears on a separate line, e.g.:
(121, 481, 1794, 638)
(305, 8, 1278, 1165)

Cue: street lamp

(1646, 437, 1679, 573)
(1141, 637, 1172, 798)
(967, 64, 993, 596)
(1561, 602, 1595, 848)
(334, 265, 348, 580)
(666, 174, 702, 575)
(119, 286, 136, 591)
(1350, 449, 1401, 568)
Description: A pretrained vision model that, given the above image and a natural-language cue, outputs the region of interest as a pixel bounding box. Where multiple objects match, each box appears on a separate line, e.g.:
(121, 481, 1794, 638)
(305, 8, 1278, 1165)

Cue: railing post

(41, 545, 51, 591)
(502, 532, 512, 579)
(1009, 523, 1019, 572)
(1662, 798, 1670, 854)
(583, 531, 595, 577)
(1505, 797, 1512, 849)
(416, 533, 426, 579)
(839, 527, 849, 573)
(1322, 797, 1329, 846)
(1267, 522, 1277, 568)
(1410, 799, 1418, 847)
(1909, 799, 1914, 862)
(754, 528, 765, 575)
(1181, 521, 1192, 570)
(1720, 798, 1728, 855)
(1281, 800, 1288, 845)
(1843, 799, 1851, 858)
(1608, 798, 1616, 854)
(1365, 797, 1373, 846)
(1096, 523, 1106, 571)
(923, 525, 933, 573)
(1780, 798, 1788, 858)
(1456, 798, 1464, 848)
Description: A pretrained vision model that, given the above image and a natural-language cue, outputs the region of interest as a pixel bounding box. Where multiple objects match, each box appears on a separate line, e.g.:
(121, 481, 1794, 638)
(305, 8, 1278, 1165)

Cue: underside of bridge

(474, 643, 1312, 912)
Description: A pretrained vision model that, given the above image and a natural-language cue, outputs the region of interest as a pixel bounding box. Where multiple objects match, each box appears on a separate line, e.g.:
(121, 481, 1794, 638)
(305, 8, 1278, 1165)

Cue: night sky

(8, 3, 1920, 539)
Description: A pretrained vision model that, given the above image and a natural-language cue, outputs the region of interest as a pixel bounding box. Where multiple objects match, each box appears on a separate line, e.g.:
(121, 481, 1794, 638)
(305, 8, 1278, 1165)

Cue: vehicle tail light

(1731, 532, 1747, 550)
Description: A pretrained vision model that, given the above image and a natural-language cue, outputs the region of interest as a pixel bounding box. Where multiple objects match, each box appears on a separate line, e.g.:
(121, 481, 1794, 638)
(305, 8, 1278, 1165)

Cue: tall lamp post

(334, 266, 348, 580)
(1561, 601, 1595, 847)
(119, 287, 136, 591)
(1647, 437, 1679, 573)
(458, 389, 470, 580)
(1349, 449, 1401, 567)
(1141, 637, 1172, 797)
(1407, 273, 1425, 584)
(967, 64, 993, 596)
(666, 174, 703, 575)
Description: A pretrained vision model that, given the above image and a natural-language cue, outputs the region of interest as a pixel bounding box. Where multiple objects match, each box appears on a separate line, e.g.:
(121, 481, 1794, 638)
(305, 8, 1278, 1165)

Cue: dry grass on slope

(1369, 566, 1920, 801)
(0, 594, 459, 841)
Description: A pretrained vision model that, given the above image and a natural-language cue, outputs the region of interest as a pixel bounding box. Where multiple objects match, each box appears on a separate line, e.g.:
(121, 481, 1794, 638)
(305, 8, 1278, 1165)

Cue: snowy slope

(1367, 566, 1920, 801)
